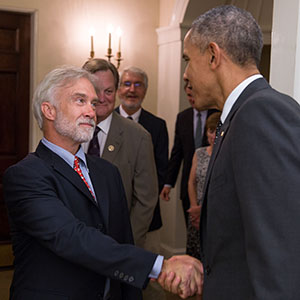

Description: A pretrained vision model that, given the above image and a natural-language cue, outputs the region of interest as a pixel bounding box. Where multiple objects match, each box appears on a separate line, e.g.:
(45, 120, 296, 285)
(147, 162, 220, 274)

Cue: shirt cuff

(148, 255, 164, 279)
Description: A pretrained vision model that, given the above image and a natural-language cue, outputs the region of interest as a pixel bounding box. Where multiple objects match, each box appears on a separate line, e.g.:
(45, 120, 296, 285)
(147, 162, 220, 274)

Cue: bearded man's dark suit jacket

(165, 107, 215, 223)
(200, 77, 300, 299)
(3, 142, 157, 300)
(116, 107, 169, 232)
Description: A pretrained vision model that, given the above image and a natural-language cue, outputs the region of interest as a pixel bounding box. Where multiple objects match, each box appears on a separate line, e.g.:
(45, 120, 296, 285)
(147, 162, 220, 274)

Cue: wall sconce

(88, 25, 123, 69)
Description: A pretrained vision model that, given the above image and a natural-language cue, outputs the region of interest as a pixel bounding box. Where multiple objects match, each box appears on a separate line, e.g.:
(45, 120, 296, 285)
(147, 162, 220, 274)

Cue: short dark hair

(190, 5, 263, 67)
(83, 58, 119, 89)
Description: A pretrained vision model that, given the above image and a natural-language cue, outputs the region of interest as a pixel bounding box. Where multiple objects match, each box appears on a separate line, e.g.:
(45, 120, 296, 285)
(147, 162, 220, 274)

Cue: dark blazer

(116, 107, 169, 231)
(3, 142, 157, 300)
(165, 108, 215, 210)
(200, 78, 300, 299)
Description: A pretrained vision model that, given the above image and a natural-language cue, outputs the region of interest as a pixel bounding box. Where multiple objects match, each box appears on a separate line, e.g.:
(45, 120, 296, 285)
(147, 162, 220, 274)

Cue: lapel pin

(108, 145, 115, 152)
(221, 131, 224, 137)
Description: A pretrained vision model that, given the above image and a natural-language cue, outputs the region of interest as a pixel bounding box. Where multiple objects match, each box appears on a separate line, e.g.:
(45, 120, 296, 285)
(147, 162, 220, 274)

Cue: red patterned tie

(73, 156, 95, 199)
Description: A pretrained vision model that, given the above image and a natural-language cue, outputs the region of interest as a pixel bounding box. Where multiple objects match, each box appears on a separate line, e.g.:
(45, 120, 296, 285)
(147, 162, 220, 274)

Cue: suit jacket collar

(137, 108, 148, 126)
(184, 107, 195, 148)
(200, 77, 269, 255)
(86, 156, 109, 227)
(35, 141, 98, 207)
(205, 77, 269, 185)
(102, 111, 124, 163)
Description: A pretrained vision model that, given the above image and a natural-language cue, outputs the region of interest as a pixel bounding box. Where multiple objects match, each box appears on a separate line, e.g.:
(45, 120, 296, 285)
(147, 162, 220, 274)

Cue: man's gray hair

(120, 66, 148, 89)
(32, 66, 96, 129)
(190, 5, 263, 67)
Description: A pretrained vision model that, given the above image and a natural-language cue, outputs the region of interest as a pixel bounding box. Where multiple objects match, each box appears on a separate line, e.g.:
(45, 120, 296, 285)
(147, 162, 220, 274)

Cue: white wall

(270, 0, 300, 103)
(0, 0, 160, 150)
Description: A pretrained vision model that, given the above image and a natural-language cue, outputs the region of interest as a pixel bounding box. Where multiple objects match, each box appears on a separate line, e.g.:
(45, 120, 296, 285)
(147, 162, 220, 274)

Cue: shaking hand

(157, 255, 203, 299)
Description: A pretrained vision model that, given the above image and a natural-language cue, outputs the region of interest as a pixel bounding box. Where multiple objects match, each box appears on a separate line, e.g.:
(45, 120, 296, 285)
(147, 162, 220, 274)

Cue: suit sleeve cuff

(148, 255, 164, 279)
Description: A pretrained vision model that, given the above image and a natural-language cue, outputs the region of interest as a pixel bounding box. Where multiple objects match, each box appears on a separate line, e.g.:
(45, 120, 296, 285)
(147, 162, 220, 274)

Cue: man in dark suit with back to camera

(3, 66, 203, 300)
(161, 5, 300, 299)
(160, 78, 216, 225)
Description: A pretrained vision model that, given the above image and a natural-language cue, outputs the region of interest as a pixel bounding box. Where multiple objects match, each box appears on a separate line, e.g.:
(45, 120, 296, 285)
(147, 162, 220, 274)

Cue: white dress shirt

(221, 74, 263, 123)
(119, 105, 141, 122)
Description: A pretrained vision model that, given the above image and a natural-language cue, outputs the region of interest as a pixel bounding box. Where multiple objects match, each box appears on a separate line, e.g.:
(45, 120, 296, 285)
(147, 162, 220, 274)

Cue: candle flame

(89, 27, 95, 37)
(116, 27, 122, 37)
(107, 24, 114, 34)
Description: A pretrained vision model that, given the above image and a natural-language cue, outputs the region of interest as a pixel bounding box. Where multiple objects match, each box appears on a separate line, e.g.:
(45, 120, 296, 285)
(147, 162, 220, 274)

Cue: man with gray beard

(3, 66, 204, 300)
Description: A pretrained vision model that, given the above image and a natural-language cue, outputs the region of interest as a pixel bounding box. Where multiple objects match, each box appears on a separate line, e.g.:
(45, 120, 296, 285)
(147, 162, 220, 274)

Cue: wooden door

(0, 10, 31, 266)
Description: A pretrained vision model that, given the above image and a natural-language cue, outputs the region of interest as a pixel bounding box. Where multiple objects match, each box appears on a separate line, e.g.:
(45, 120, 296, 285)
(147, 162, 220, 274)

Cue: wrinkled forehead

(122, 71, 144, 82)
(54, 77, 96, 100)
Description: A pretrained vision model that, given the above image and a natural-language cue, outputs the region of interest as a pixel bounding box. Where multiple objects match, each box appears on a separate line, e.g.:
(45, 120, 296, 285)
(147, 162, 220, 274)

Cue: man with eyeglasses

(116, 66, 169, 300)
(82, 59, 158, 250)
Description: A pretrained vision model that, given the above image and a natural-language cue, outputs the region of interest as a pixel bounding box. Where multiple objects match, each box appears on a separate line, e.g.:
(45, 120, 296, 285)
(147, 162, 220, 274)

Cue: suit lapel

(200, 78, 270, 250)
(102, 112, 123, 163)
(138, 108, 148, 128)
(186, 108, 195, 148)
(87, 157, 109, 228)
(203, 77, 269, 200)
(36, 142, 97, 206)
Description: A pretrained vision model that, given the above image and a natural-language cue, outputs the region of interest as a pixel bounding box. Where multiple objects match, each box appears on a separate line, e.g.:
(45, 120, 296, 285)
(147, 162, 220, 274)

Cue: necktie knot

(73, 156, 95, 200)
(93, 126, 101, 136)
(88, 126, 101, 157)
(73, 155, 80, 170)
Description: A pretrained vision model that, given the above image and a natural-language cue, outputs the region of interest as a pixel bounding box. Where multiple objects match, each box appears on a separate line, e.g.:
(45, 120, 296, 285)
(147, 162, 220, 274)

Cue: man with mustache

(3, 66, 203, 300)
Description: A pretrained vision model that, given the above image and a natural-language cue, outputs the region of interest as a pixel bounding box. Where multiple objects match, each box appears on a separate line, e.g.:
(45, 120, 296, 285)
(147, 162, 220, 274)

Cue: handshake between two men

(156, 255, 204, 299)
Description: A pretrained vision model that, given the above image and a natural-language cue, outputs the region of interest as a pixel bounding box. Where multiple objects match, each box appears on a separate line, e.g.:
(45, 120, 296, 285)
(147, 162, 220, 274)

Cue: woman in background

(186, 112, 221, 261)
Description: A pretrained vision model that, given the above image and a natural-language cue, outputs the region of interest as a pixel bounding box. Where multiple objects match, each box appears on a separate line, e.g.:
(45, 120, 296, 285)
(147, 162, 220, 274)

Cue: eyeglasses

(122, 81, 144, 88)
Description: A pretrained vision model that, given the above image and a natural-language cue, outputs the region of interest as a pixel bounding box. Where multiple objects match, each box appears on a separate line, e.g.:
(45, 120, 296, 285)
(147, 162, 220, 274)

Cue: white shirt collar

(119, 105, 141, 122)
(97, 113, 113, 134)
(42, 137, 86, 168)
(221, 74, 263, 123)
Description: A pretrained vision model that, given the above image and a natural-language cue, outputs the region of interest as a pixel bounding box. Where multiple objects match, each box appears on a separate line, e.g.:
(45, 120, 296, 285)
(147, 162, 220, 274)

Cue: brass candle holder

(89, 50, 95, 60)
(115, 51, 123, 69)
(88, 28, 123, 68)
(106, 47, 113, 62)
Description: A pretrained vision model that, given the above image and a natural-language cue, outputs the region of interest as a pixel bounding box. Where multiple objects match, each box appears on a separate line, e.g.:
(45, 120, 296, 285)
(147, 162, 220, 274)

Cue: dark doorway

(0, 10, 31, 266)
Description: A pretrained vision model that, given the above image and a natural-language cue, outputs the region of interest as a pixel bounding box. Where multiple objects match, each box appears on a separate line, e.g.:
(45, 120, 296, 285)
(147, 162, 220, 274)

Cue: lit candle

(116, 27, 122, 52)
(89, 27, 95, 56)
(107, 24, 114, 50)
(91, 35, 94, 52)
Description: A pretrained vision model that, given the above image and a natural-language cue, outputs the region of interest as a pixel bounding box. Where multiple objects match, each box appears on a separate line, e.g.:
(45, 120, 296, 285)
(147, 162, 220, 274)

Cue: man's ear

(208, 42, 220, 67)
(41, 102, 56, 121)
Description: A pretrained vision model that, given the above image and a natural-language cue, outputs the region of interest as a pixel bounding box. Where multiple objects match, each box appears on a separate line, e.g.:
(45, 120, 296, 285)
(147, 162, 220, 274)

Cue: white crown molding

(156, 25, 182, 46)
(170, 0, 190, 26)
